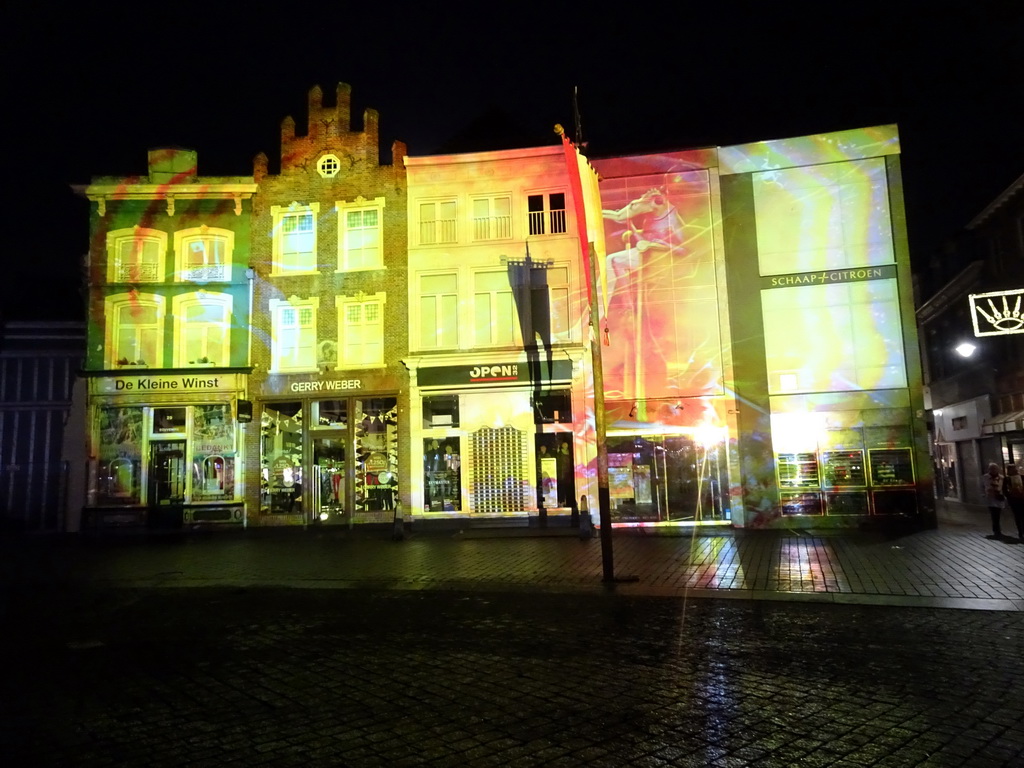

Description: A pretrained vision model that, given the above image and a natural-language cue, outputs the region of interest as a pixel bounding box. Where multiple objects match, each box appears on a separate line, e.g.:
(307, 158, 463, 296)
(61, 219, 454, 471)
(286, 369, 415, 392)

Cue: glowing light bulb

(954, 342, 976, 358)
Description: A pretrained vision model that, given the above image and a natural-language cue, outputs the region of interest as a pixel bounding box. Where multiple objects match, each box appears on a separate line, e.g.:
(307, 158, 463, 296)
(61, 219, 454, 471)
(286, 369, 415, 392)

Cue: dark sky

(4, 2, 1022, 321)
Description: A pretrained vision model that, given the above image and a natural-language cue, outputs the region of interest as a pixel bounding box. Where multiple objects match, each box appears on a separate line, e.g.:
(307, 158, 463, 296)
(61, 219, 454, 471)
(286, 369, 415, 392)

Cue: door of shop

(311, 433, 348, 526)
(147, 440, 186, 528)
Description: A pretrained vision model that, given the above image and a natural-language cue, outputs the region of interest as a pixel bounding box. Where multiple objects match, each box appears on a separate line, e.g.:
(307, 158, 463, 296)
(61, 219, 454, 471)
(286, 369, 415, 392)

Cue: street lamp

(954, 341, 977, 358)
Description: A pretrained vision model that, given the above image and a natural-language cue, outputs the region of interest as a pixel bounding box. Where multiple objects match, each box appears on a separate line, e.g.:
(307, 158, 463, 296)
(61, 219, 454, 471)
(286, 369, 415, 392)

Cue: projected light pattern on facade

(599, 171, 721, 404)
(79, 108, 933, 531)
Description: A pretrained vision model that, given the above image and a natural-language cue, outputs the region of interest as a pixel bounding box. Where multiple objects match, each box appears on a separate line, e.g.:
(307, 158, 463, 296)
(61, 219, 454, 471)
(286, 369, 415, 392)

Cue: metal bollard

(579, 495, 594, 539)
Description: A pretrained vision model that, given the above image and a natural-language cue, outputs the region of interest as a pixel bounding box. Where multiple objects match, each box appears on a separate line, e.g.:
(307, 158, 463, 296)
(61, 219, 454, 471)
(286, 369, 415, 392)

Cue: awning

(981, 410, 1024, 435)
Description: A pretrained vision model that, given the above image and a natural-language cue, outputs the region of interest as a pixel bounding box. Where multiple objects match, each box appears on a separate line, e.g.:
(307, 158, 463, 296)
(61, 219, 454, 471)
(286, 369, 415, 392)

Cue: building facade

(245, 84, 410, 527)
(73, 85, 933, 532)
(403, 143, 604, 525)
(917, 173, 1023, 508)
(0, 321, 85, 532)
(592, 126, 932, 529)
(80, 150, 256, 528)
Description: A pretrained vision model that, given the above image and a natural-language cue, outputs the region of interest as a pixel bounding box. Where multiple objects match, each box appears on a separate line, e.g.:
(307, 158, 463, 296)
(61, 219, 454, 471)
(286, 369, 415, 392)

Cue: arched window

(172, 292, 232, 367)
(174, 226, 234, 282)
(104, 293, 166, 367)
(106, 227, 166, 283)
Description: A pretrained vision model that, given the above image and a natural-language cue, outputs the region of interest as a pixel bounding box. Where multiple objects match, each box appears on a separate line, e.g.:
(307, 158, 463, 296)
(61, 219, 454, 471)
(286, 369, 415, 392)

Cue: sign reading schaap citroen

(970, 289, 1024, 337)
(418, 359, 574, 388)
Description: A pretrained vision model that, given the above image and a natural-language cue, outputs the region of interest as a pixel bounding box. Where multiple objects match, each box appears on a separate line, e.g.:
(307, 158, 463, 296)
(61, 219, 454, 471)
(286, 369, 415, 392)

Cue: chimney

(308, 85, 323, 139)
(336, 82, 352, 133)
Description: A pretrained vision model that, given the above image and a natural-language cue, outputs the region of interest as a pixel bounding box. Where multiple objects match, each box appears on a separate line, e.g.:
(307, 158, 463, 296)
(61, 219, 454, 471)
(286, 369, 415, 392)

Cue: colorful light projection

(598, 170, 721, 405)
(753, 157, 906, 395)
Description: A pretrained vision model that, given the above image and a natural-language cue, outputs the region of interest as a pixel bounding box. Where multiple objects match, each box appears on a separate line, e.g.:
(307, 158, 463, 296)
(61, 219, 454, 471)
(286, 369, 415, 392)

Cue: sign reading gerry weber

(418, 359, 574, 388)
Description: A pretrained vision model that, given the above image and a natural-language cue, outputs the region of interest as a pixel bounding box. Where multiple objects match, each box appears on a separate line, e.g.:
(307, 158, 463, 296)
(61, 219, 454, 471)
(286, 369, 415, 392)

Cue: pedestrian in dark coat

(982, 462, 1005, 539)
(1001, 464, 1024, 541)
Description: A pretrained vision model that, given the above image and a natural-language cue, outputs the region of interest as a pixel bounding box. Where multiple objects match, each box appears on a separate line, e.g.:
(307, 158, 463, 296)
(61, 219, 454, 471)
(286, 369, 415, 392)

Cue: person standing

(1001, 464, 1024, 541)
(982, 462, 1005, 539)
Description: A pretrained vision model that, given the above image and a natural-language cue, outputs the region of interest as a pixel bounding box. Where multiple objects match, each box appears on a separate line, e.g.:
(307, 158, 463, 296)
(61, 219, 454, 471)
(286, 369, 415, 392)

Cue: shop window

(173, 292, 231, 366)
(424, 437, 462, 512)
(192, 454, 234, 501)
(311, 400, 347, 428)
(532, 390, 571, 423)
(474, 270, 518, 347)
(153, 407, 187, 435)
(105, 293, 165, 368)
(270, 297, 318, 372)
(419, 200, 457, 245)
(96, 407, 144, 504)
(419, 273, 458, 349)
(355, 398, 399, 521)
(271, 203, 319, 274)
(106, 227, 165, 283)
(261, 402, 304, 514)
(472, 195, 512, 241)
(422, 395, 459, 428)
(338, 197, 384, 270)
(527, 192, 567, 235)
(869, 448, 913, 486)
(174, 226, 232, 282)
(337, 293, 384, 367)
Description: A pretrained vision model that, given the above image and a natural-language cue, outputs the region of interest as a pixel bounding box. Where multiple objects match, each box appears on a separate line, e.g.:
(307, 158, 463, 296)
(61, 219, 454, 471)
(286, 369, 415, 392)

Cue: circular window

(317, 154, 340, 178)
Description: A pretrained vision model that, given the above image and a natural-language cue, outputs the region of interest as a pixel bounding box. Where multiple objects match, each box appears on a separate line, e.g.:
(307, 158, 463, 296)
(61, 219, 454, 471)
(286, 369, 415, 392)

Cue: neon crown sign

(970, 289, 1024, 336)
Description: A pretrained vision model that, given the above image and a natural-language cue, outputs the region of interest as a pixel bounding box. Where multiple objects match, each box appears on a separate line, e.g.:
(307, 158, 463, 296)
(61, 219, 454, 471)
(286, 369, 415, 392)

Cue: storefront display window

(153, 407, 186, 435)
(261, 402, 304, 514)
(607, 434, 726, 523)
(869, 448, 914, 486)
(424, 437, 462, 511)
(97, 406, 144, 504)
(423, 395, 459, 428)
(355, 398, 399, 521)
(311, 400, 347, 429)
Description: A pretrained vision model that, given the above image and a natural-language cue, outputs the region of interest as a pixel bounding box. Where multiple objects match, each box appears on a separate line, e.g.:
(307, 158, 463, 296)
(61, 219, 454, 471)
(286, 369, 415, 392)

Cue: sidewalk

(4, 514, 1022, 611)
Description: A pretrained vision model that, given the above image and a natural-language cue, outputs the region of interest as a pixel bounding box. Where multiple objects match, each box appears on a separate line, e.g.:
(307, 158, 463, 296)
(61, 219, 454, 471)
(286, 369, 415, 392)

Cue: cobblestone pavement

(2, 587, 1022, 767)
(3, 525, 1022, 610)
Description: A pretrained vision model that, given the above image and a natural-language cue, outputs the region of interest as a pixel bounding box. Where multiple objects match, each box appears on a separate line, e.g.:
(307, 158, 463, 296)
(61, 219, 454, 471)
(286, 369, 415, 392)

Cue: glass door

(312, 434, 347, 525)
(149, 440, 186, 505)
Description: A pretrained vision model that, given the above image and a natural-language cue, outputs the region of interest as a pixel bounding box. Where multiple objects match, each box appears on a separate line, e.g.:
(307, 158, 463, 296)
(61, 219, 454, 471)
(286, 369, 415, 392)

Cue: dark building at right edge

(916, 173, 1024, 511)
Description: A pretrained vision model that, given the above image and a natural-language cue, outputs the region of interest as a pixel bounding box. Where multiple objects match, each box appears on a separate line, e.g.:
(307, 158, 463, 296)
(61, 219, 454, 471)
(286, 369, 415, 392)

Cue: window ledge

(335, 266, 387, 274)
(269, 270, 320, 278)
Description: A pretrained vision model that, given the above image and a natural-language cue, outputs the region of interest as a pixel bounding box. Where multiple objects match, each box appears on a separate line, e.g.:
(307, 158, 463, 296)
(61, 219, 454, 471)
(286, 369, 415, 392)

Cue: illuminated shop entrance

(607, 433, 728, 525)
(261, 397, 399, 525)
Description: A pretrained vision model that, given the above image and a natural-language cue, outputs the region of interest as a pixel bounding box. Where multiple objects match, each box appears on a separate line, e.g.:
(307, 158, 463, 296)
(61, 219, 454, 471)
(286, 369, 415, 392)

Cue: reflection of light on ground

(776, 539, 840, 591)
(684, 537, 744, 589)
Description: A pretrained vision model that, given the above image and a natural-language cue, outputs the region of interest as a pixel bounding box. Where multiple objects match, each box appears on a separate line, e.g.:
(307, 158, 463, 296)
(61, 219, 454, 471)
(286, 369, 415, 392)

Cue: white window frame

(106, 227, 166, 283)
(473, 269, 520, 348)
(418, 199, 458, 246)
(173, 226, 234, 283)
(271, 202, 320, 276)
(336, 292, 386, 368)
(546, 263, 572, 343)
(527, 192, 568, 236)
(269, 296, 319, 373)
(471, 194, 512, 241)
(171, 292, 233, 367)
(104, 292, 166, 368)
(336, 196, 385, 271)
(417, 272, 459, 350)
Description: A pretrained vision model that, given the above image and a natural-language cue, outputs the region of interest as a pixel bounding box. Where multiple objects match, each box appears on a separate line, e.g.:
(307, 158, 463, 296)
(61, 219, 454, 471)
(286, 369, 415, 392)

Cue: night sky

(4, 3, 1022, 321)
